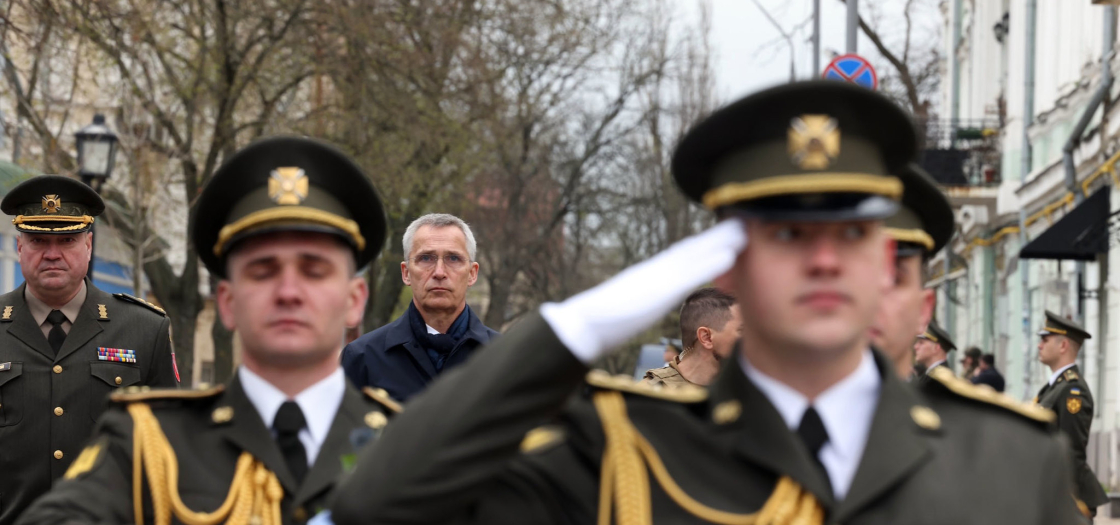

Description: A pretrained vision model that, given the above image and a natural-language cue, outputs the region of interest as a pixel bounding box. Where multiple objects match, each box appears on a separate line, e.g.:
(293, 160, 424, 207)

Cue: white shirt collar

(741, 350, 881, 500)
(238, 366, 346, 465)
(926, 359, 946, 372)
(425, 323, 441, 335)
(1048, 362, 1076, 386)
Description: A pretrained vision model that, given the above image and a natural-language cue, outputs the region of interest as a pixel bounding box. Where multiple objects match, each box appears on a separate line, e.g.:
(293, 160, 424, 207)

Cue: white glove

(540, 218, 748, 363)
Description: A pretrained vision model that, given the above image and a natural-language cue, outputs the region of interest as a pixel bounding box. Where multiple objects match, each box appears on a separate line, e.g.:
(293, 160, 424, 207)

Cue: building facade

(935, 0, 1120, 491)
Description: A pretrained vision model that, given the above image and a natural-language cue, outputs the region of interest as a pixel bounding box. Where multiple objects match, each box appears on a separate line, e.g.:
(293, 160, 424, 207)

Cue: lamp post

(74, 114, 118, 279)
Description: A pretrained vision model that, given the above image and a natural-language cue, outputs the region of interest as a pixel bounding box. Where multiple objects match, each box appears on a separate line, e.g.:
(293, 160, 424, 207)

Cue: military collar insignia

(364, 411, 388, 429)
(712, 400, 742, 425)
(211, 406, 234, 424)
(41, 194, 61, 214)
(2, 306, 12, 321)
(97, 304, 109, 320)
(788, 114, 840, 170)
(910, 406, 941, 430)
(268, 167, 309, 205)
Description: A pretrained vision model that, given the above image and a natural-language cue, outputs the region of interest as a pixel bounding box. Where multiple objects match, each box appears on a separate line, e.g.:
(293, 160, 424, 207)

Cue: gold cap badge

(41, 195, 61, 214)
(268, 167, 309, 205)
(788, 115, 840, 170)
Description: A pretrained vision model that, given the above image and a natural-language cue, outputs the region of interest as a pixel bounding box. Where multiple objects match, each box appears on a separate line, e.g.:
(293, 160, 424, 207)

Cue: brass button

(114, 376, 122, 385)
(52, 365, 62, 374)
(53, 407, 64, 416)
(53, 450, 63, 460)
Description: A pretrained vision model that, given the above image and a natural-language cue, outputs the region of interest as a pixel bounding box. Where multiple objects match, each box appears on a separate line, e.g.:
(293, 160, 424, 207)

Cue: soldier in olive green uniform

(18, 138, 400, 525)
(913, 321, 955, 384)
(0, 175, 178, 525)
(1036, 311, 1108, 517)
(332, 81, 1081, 524)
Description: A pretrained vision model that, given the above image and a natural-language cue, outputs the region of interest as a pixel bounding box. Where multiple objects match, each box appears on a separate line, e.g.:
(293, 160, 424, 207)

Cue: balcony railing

(918, 118, 1002, 187)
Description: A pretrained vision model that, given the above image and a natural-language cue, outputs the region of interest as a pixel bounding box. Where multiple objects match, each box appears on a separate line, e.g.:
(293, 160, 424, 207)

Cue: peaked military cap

(191, 137, 386, 278)
(917, 320, 956, 352)
(0, 175, 104, 234)
(671, 80, 919, 221)
(1038, 310, 1091, 344)
(888, 163, 955, 258)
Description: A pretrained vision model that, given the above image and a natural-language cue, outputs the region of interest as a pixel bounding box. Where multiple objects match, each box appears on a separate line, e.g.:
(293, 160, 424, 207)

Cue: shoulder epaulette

(110, 384, 224, 403)
(112, 293, 167, 316)
(1064, 369, 1080, 382)
(585, 369, 707, 403)
(362, 387, 402, 414)
(927, 367, 1054, 424)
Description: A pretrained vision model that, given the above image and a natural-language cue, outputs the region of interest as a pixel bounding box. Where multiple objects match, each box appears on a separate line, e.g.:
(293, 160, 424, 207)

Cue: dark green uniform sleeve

(145, 316, 179, 388)
(15, 407, 138, 525)
(1054, 383, 1092, 465)
(330, 313, 588, 525)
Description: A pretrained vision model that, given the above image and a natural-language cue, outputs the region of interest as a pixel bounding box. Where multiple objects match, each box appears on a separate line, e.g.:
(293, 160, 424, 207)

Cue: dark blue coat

(970, 367, 1005, 392)
(341, 306, 499, 402)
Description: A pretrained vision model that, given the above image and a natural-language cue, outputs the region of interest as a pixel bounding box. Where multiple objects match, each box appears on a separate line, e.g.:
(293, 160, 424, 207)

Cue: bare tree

(2, 0, 317, 385)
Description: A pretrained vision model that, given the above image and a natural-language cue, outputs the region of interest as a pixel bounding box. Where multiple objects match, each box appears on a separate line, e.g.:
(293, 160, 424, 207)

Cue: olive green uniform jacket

(0, 281, 177, 525)
(1037, 364, 1109, 511)
(16, 374, 399, 525)
(331, 314, 1081, 525)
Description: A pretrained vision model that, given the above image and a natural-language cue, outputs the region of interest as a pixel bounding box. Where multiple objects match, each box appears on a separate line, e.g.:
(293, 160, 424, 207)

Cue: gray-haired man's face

(401, 225, 479, 317)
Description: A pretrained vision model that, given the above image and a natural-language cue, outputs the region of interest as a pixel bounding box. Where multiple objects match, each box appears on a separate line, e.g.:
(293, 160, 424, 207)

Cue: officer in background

(331, 81, 1079, 525)
(0, 175, 177, 525)
(868, 163, 953, 379)
(913, 320, 955, 381)
(1036, 311, 1108, 518)
(18, 138, 400, 525)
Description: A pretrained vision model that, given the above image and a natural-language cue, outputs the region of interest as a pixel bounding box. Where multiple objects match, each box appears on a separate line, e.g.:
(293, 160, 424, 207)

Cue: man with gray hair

(342, 213, 498, 401)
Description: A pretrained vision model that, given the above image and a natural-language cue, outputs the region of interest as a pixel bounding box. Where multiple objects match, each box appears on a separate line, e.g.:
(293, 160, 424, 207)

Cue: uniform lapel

(213, 376, 299, 494)
(55, 282, 105, 362)
(709, 363, 835, 507)
(3, 285, 53, 360)
(833, 355, 932, 521)
(293, 386, 369, 506)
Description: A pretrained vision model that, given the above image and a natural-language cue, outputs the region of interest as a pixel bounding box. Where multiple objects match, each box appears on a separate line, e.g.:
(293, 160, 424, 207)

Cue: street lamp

(74, 113, 118, 278)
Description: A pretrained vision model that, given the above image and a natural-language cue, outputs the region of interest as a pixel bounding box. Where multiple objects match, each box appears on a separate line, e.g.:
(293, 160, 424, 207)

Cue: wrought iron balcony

(917, 118, 1002, 187)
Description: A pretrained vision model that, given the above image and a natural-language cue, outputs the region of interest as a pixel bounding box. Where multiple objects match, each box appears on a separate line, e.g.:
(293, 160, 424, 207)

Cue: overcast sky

(677, 0, 939, 102)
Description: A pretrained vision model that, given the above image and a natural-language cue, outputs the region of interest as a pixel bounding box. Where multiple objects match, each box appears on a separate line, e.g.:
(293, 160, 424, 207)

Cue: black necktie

(797, 406, 833, 494)
(46, 310, 67, 355)
(274, 401, 308, 484)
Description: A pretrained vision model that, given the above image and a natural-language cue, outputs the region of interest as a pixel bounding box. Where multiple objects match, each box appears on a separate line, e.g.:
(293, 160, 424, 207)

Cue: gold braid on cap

(214, 206, 366, 257)
(1043, 326, 1068, 335)
(884, 228, 935, 251)
(126, 403, 283, 525)
(593, 391, 825, 525)
(12, 215, 94, 231)
(702, 173, 902, 210)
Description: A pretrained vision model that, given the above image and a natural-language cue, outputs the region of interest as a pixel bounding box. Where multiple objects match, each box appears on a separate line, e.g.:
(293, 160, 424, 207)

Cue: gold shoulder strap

(126, 403, 284, 525)
(592, 391, 825, 525)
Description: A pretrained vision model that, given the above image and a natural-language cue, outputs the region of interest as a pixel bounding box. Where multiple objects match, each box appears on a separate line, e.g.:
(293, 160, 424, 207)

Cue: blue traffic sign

(822, 54, 878, 90)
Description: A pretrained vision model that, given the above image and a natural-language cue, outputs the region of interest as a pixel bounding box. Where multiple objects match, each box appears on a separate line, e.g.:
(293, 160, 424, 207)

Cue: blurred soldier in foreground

(18, 138, 400, 525)
(642, 288, 740, 387)
(867, 164, 951, 379)
(0, 175, 177, 525)
(1036, 311, 1108, 518)
(331, 81, 1079, 524)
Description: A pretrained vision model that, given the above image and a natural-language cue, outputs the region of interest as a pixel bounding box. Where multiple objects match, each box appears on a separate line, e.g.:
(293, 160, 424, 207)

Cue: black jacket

(970, 367, 1005, 392)
(341, 305, 498, 402)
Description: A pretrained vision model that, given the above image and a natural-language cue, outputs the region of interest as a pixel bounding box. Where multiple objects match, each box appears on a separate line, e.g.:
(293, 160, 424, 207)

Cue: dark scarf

(407, 301, 472, 373)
